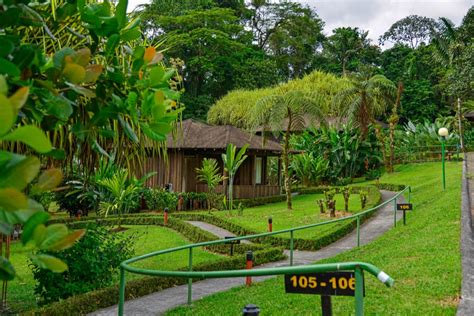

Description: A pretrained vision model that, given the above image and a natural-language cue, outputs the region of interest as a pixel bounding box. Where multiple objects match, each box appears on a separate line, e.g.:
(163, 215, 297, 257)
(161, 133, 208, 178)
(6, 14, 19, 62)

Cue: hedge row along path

(91, 190, 406, 316)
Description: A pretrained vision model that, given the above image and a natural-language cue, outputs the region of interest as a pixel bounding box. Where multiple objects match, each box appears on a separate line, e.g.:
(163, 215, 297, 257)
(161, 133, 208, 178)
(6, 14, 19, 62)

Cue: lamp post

(438, 127, 449, 190)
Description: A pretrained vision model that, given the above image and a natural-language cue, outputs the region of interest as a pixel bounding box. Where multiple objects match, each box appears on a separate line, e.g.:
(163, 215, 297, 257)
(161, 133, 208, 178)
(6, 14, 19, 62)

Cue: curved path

(91, 190, 406, 316)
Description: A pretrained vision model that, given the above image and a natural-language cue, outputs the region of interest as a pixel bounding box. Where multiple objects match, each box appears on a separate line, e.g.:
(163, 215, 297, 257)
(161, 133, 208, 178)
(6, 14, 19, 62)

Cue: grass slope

(167, 162, 462, 315)
(213, 193, 362, 239)
(7, 225, 222, 313)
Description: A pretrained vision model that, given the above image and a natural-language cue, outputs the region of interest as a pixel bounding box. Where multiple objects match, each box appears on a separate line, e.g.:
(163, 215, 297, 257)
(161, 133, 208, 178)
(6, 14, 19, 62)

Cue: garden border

(174, 185, 382, 251)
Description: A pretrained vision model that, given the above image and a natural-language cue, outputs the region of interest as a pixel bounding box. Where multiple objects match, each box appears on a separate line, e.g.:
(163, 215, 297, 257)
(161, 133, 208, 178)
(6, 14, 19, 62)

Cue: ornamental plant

(0, 0, 180, 282)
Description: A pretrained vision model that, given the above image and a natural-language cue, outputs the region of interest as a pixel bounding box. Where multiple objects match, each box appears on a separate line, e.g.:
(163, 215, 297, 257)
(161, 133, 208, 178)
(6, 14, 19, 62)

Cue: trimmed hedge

(235, 195, 287, 208)
(175, 185, 382, 251)
(375, 183, 408, 192)
(66, 216, 264, 255)
(30, 247, 285, 316)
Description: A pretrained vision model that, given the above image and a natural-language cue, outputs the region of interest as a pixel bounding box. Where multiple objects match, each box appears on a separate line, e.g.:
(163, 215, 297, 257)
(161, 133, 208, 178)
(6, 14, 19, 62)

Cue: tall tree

(251, 90, 326, 210)
(333, 71, 397, 137)
(323, 27, 372, 76)
(267, 3, 325, 78)
(379, 15, 439, 48)
(141, 4, 280, 120)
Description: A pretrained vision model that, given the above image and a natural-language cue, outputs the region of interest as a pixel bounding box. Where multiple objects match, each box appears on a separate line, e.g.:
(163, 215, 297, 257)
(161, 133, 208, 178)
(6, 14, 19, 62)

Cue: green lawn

(212, 193, 362, 239)
(167, 161, 462, 315)
(7, 225, 223, 313)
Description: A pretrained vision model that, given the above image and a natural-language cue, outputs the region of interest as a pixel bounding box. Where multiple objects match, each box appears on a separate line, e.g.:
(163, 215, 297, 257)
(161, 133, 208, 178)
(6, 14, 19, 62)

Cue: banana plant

(221, 144, 248, 211)
(196, 158, 226, 211)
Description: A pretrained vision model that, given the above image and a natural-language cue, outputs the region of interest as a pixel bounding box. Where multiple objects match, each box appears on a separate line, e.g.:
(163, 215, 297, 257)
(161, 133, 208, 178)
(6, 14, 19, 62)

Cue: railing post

(188, 247, 193, 306)
(290, 230, 294, 266)
(393, 198, 397, 227)
(354, 266, 364, 316)
(356, 216, 361, 247)
(118, 266, 125, 316)
(408, 187, 411, 203)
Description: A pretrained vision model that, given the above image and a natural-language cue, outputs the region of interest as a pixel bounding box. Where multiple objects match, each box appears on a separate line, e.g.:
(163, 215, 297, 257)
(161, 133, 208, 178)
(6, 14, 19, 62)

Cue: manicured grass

(212, 193, 362, 239)
(7, 225, 223, 313)
(167, 161, 462, 315)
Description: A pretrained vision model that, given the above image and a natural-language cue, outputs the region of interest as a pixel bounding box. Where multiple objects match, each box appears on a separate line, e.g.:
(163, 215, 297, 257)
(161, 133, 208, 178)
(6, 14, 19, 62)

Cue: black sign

(396, 203, 413, 211)
(224, 236, 240, 244)
(284, 272, 364, 297)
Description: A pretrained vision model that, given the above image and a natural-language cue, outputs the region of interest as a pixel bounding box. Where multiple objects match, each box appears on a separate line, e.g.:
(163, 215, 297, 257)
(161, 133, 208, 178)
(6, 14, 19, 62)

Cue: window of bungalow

(255, 157, 263, 184)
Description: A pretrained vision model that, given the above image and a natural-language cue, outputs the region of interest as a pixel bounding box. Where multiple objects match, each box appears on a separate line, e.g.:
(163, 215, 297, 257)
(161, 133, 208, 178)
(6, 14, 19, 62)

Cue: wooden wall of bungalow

(134, 149, 282, 199)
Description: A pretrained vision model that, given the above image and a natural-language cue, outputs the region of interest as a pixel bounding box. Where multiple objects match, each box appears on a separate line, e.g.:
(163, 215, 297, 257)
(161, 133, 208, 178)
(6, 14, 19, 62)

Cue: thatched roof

(167, 120, 282, 152)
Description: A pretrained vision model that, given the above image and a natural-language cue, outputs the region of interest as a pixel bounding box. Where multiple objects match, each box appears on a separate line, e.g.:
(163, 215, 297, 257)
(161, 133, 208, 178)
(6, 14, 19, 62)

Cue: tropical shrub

(196, 158, 225, 211)
(292, 124, 383, 184)
(222, 144, 248, 211)
(290, 153, 329, 186)
(143, 188, 179, 211)
(31, 224, 135, 305)
(0, 0, 180, 280)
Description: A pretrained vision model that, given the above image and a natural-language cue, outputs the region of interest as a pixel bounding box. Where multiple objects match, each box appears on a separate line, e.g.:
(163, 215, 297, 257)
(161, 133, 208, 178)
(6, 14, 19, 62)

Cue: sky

(128, 0, 473, 45)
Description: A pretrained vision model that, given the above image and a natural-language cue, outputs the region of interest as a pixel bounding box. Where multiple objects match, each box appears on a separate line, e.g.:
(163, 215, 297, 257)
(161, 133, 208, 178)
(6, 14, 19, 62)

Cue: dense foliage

(32, 224, 135, 305)
(292, 125, 383, 184)
(0, 0, 180, 281)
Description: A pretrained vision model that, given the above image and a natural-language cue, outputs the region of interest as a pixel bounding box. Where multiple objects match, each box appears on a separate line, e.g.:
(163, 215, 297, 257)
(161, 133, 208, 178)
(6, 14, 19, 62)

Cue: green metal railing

(118, 186, 411, 315)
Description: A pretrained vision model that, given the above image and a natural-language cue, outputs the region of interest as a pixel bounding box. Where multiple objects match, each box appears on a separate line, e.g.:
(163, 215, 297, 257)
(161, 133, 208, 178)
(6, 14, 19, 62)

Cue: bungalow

(140, 119, 284, 199)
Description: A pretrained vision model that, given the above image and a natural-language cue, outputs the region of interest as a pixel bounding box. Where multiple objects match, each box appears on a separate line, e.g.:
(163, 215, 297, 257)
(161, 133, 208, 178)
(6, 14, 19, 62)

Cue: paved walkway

(91, 190, 406, 316)
(457, 153, 474, 315)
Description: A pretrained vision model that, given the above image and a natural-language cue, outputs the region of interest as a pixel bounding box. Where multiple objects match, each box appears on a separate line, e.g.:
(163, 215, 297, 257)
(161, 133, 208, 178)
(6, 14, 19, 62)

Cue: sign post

(224, 236, 240, 256)
(285, 271, 365, 316)
(396, 203, 413, 225)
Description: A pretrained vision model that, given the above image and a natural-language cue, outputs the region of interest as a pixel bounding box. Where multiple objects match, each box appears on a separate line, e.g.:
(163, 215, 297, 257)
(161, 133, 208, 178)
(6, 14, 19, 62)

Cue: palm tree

(432, 17, 470, 151)
(333, 71, 396, 138)
(251, 90, 326, 210)
(222, 144, 248, 211)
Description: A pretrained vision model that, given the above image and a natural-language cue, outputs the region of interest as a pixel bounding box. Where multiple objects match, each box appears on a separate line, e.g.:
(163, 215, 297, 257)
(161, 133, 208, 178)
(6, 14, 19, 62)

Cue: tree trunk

(229, 175, 234, 211)
(284, 112, 292, 210)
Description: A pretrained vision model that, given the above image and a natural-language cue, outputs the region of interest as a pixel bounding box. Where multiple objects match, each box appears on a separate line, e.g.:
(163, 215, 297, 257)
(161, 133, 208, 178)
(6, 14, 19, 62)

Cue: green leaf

(0, 95, 15, 136)
(32, 224, 47, 246)
(40, 224, 69, 250)
(8, 86, 29, 110)
(0, 188, 28, 211)
(149, 67, 165, 84)
(62, 63, 86, 84)
(22, 211, 50, 245)
(0, 75, 7, 94)
(0, 58, 20, 77)
(116, 0, 128, 29)
(150, 122, 173, 136)
(31, 254, 68, 273)
(47, 229, 85, 251)
(118, 115, 138, 143)
(0, 38, 14, 58)
(92, 139, 111, 158)
(120, 27, 141, 42)
(106, 34, 120, 56)
(53, 48, 75, 69)
(47, 97, 73, 121)
(2, 125, 52, 153)
(140, 122, 167, 141)
(43, 149, 66, 160)
(0, 156, 40, 191)
(31, 168, 63, 194)
(0, 257, 15, 281)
